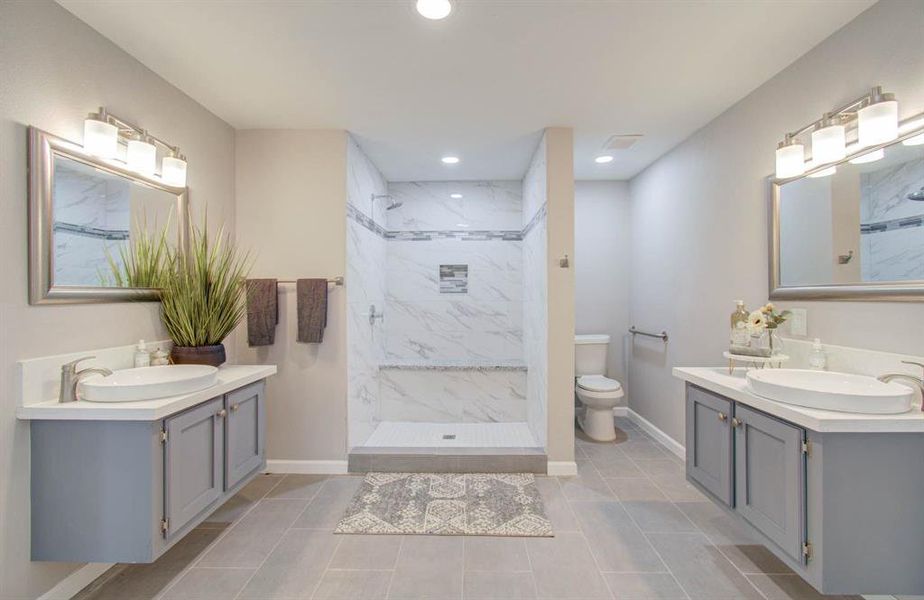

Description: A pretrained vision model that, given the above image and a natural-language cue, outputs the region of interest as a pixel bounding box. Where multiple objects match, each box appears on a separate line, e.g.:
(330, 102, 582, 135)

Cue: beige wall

(544, 128, 576, 464)
(628, 0, 924, 444)
(232, 130, 349, 463)
(0, 2, 235, 598)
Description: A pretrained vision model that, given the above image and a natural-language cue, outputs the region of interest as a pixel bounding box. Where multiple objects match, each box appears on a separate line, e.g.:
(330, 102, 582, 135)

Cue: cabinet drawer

(734, 404, 806, 563)
(685, 384, 735, 506)
(225, 381, 265, 490)
(163, 397, 225, 538)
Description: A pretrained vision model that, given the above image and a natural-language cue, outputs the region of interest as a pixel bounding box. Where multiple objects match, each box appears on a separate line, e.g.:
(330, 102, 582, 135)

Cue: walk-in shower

(345, 137, 548, 471)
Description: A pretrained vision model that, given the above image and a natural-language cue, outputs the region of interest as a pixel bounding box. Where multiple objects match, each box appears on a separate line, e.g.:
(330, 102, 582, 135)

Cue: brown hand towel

(297, 278, 328, 343)
(246, 279, 278, 347)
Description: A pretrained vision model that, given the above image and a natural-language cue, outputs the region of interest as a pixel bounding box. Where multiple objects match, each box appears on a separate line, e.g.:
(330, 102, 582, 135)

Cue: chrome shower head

(385, 200, 403, 210)
(371, 194, 403, 210)
(908, 186, 924, 201)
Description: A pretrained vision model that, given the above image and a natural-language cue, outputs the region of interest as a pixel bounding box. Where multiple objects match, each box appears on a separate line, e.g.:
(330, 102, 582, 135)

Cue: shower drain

(442, 434, 456, 440)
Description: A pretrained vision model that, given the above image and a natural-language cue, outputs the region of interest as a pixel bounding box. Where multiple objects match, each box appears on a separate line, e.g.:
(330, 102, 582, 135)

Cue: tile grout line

(306, 527, 345, 600)
(590, 436, 693, 600)
(153, 474, 292, 600)
(383, 534, 406, 600)
(235, 475, 336, 600)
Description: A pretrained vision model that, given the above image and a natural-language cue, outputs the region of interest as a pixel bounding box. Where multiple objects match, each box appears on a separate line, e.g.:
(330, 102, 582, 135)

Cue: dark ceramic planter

(170, 344, 226, 367)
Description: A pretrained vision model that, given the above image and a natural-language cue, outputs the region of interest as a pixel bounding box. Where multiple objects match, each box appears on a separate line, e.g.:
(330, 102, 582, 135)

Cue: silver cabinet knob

(230, 403, 240, 412)
(731, 417, 743, 428)
(217, 409, 227, 418)
(718, 412, 728, 422)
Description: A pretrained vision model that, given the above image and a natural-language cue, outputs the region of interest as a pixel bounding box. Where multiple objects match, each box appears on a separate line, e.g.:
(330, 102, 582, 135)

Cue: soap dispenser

(808, 338, 826, 370)
(134, 340, 151, 368)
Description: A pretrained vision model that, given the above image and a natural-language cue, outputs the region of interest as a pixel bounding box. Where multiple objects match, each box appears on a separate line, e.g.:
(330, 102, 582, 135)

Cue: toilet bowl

(574, 334, 624, 441)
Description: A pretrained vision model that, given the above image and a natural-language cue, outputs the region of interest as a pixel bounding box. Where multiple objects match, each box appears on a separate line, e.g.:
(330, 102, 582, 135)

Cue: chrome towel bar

(629, 326, 668, 342)
(275, 277, 344, 286)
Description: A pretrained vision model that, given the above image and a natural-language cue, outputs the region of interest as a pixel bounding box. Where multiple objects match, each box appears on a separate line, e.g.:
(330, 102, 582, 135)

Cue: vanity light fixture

(416, 0, 452, 20)
(450, 193, 463, 199)
(857, 89, 898, 147)
(441, 156, 460, 164)
(126, 132, 157, 175)
(83, 110, 119, 158)
(903, 132, 924, 146)
(773, 86, 902, 179)
(848, 148, 884, 165)
(79, 106, 188, 187)
(594, 155, 614, 164)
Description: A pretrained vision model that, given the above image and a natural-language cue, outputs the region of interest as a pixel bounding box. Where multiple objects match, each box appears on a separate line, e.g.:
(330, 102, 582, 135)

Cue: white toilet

(574, 334, 624, 441)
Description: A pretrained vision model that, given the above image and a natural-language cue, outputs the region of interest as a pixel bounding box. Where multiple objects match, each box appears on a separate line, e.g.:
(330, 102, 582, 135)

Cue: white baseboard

(547, 461, 578, 476)
(627, 409, 685, 460)
(37, 563, 113, 600)
(265, 459, 349, 474)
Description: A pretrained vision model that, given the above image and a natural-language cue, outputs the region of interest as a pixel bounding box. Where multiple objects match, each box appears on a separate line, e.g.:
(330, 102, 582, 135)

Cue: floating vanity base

(676, 368, 924, 596)
(25, 371, 274, 564)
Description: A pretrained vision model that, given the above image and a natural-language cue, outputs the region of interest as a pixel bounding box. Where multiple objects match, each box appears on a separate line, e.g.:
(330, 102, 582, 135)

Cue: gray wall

(627, 0, 924, 444)
(0, 2, 236, 598)
(574, 181, 631, 384)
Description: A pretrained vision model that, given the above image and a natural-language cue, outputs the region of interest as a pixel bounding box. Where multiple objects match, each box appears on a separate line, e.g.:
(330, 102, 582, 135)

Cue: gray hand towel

(297, 279, 328, 343)
(246, 279, 278, 347)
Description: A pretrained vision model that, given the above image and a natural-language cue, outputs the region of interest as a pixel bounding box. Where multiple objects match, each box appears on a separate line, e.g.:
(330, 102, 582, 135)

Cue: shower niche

(345, 137, 549, 472)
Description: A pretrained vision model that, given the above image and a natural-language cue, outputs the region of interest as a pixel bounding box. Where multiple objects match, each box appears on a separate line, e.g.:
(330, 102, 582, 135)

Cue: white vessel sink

(747, 369, 914, 414)
(78, 365, 219, 403)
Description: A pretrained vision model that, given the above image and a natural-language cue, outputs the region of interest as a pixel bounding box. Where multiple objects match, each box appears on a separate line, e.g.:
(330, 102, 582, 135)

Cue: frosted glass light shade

(775, 143, 805, 178)
(849, 149, 884, 164)
(858, 99, 898, 147)
(811, 124, 846, 164)
(126, 139, 156, 175)
(83, 118, 118, 158)
(162, 156, 187, 187)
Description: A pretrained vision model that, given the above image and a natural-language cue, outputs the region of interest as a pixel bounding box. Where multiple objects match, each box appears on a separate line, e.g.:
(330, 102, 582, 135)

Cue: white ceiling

(58, 0, 874, 182)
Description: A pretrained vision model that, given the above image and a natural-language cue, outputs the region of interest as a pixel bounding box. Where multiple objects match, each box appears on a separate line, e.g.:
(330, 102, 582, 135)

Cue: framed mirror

(28, 127, 188, 304)
(770, 123, 924, 301)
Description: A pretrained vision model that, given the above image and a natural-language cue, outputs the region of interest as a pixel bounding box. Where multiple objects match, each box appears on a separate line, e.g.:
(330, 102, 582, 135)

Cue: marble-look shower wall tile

(346, 137, 388, 447)
(522, 134, 548, 447)
(383, 191, 524, 368)
(387, 181, 522, 230)
(379, 368, 527, 423)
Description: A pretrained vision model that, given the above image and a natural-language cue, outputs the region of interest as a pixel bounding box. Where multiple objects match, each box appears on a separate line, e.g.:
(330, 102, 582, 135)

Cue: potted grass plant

(159, 223, 251, 367)
(102, 214, 174, 288)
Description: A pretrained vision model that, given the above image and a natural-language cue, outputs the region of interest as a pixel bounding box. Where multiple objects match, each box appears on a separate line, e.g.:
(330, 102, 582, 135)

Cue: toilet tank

(574, 334, 610, 376)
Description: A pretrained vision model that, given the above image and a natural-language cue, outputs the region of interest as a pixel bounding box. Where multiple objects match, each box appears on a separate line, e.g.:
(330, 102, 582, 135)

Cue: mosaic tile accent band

(861, 213, 924, 234)
(439, 264, 468, 293)
(347, 201, 547, 242)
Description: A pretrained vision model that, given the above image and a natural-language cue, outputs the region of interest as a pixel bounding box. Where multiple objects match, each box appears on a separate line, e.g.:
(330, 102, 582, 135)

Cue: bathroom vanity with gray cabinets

(20, 366, 275, 563)
(676, 367, 924, 596)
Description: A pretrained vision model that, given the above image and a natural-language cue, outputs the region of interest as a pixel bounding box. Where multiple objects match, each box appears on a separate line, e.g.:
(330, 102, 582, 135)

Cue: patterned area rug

(335, 473, 553, 537)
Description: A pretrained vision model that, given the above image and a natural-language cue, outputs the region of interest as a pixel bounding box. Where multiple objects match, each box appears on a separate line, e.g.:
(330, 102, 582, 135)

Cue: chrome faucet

(878, 361, 924, 408)
(59, 356, 112, 403)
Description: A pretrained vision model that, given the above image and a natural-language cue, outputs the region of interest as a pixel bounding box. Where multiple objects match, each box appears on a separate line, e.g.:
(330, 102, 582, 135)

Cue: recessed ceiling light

(416, 0, 452, 20)
(595, 155, 614, 164)
(441, 156, 460, 164)
(450, 193, 463, 199)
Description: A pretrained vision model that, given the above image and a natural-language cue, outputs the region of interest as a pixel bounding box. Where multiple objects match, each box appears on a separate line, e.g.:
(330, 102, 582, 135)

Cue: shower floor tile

(363, 421, 538, 448)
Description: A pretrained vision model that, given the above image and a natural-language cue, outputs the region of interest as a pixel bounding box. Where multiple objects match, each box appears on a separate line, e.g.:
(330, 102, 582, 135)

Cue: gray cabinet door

(164, 397, 224, 538)
(734, 404, 806, 563)
(225, 381, 265, 490)
(685, 384, 734, 505)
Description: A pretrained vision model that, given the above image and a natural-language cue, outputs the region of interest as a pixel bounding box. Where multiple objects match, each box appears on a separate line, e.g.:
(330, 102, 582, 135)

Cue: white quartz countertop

(16, 365, 277, 422)
(673, 367, 924, 433)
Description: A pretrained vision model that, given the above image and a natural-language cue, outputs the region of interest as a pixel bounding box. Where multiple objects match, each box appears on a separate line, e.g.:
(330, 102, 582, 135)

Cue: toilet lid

(577, 375, 622, 393)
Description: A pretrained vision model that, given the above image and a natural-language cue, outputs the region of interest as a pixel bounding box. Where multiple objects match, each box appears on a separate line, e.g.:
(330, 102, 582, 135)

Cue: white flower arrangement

(747, 303, 790, 336)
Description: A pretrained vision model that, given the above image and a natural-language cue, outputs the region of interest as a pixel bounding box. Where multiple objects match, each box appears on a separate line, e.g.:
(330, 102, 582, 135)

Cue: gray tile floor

(76, 418, 869, 600)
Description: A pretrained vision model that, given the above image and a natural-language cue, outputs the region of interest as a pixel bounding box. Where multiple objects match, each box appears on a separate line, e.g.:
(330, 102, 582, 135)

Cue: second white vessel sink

(79, 365, 219, 403)
(747, 369, 915, 414)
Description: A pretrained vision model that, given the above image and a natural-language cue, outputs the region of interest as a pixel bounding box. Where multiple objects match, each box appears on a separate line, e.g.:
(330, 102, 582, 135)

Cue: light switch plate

(789, 308, 807, 336)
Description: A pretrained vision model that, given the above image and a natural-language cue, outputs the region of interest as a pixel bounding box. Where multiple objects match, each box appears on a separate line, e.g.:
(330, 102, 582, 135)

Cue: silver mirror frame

(28, 126, 189, 305)
(769, 119, 924, 302)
